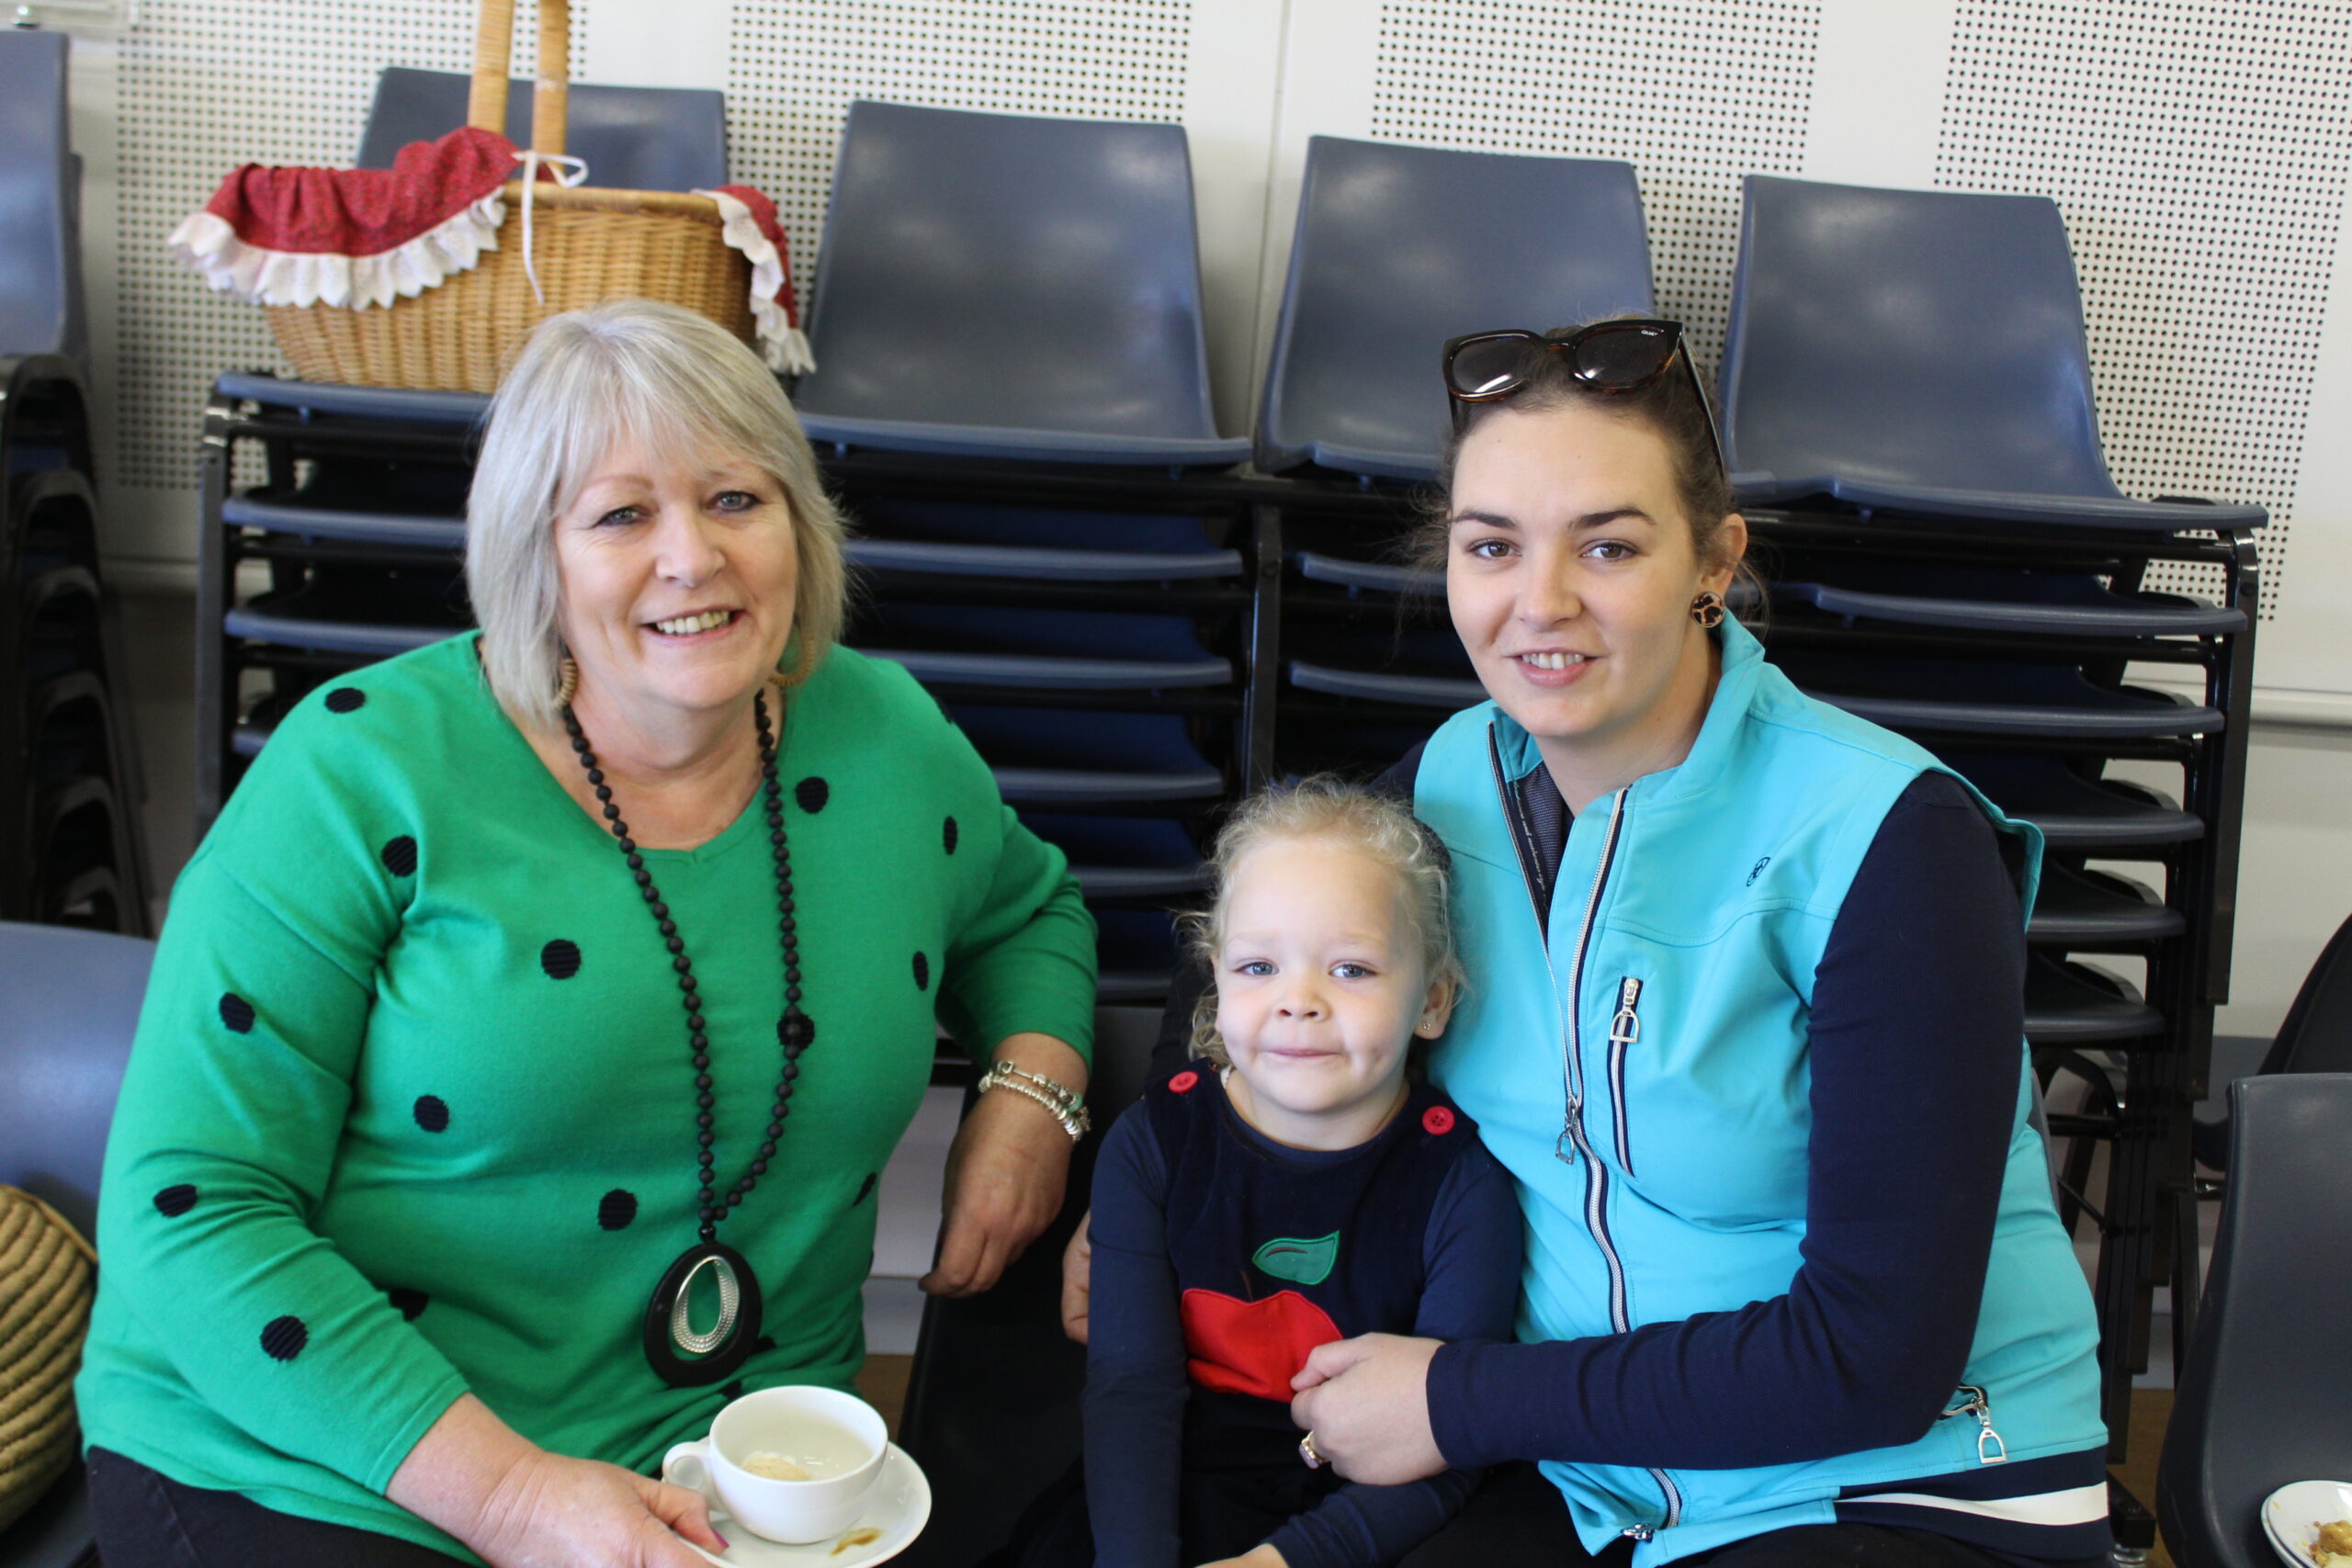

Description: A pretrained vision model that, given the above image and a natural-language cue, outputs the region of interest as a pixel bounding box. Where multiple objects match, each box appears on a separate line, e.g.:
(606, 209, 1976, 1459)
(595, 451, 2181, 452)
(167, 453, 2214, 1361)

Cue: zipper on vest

(1608, 976, 1642, 1175)
(1487, 731, 1679, 1532)
(1941, 1384, 2008, 1464)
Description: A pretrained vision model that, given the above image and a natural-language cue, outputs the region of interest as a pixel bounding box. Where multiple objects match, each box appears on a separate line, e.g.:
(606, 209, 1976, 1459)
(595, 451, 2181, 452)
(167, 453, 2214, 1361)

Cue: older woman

(80, 299, 1098, 1567)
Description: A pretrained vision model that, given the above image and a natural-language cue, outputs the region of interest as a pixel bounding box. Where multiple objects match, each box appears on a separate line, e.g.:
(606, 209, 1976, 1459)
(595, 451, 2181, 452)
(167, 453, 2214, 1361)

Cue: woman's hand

(1060, 1212, 1092, 1343)
(389, 1393, 727, 1568)
(921, 1032, 1087, 1297)
(1288, 1334, 1448, 1485)
(1195, 1546, 1289, 1568)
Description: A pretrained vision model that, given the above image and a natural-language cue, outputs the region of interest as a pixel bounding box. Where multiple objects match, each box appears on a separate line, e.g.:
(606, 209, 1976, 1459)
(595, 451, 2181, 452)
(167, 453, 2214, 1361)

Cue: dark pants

(997, 1459, 2081, 1568)
(87, 1449, 468, 1568)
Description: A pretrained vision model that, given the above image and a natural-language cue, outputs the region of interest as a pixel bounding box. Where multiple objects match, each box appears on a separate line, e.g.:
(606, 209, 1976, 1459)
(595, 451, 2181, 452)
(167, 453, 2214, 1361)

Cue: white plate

(683, 1442, 932, 1567)
(2261, 1480, 2352, 1568)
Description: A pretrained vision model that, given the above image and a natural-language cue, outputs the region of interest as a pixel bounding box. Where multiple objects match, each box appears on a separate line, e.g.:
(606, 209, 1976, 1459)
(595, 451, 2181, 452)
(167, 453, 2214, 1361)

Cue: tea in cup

(662, 1385, 888, 1544)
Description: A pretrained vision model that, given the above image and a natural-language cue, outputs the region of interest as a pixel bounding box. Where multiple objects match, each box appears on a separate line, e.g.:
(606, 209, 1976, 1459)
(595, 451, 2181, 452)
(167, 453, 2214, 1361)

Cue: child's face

(1215, 836, 1454, 1136)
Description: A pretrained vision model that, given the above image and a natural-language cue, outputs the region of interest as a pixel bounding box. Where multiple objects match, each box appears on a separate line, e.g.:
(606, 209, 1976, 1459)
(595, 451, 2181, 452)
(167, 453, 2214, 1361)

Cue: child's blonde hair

(1183, 776, 1465, 1066)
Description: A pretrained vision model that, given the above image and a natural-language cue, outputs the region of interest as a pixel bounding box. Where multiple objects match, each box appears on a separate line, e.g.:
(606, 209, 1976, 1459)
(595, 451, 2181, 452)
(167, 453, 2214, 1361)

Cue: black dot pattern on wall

(413, 1096, 450, 1134)
(912, 952, 930, 991)
(388, 1288, 428, 1321)
(943, 816, 959, 855)
(598, 1190, 639, 1230)
(260, 1314, 309, 1361)
(153, 1184, 198, 1218)
(796, 776, 830, 814)
(541, 940, 582, 979)
(380, 836, 418, 877)
(324, 687, 366, 714)
(219, 993, 255, 1033)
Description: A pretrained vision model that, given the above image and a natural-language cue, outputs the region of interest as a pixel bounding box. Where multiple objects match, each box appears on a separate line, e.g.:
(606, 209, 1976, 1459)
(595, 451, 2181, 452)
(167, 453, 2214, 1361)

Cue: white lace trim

(697, 188, 816, 376)
(166, 192, 508, 311)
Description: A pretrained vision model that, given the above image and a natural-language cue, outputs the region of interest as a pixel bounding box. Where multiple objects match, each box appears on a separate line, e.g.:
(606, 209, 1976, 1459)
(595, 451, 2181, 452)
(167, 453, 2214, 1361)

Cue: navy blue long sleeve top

(1085, 1071, 1524, 1568)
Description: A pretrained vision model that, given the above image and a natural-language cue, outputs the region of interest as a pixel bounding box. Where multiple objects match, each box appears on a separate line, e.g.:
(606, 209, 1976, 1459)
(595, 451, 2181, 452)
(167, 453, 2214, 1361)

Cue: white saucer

(2260, 1480, 2352, 1568)
(682, 1442, 932, 1567)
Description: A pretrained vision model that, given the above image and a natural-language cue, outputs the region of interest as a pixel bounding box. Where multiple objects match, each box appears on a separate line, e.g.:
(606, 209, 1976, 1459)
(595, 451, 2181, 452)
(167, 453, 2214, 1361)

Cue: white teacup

(662, 1385, 888, 1544)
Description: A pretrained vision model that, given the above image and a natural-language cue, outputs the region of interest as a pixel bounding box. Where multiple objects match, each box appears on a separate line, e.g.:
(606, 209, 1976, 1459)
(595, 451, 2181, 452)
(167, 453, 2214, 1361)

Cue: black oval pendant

(644, 1240, 763, 1387)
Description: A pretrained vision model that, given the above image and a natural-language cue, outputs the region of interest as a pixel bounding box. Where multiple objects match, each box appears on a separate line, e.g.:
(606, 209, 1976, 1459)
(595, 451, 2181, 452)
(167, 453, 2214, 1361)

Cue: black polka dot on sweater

(541, 940, 582, 979)
(380, 836, 418, 877)
(413, 1096, 450, 1133)
(721, 1379, 746, 1403)
(388, 1288, 428, 1321)
(943, 816, 959, 855)
(260, 1315, 308, 1361)
(796, 776, 830, 814)
(219, 993, 255, 1032)
(911, 953, 930, 991)
(598, 1190, 638, 1230)
(854, 1171, 877, 1207)
(153, 1184, 198, 1218)
(753, 1336, 777, 1354)
(324, 687, 366, 714)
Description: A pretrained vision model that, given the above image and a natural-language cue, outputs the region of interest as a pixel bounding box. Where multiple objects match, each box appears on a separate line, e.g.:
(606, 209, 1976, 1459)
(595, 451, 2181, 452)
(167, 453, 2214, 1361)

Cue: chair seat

(225, 595, 458, 658)
(216, 371, 490, 428)
(990, 767, 1225, 808)
(1023, 814, 1206, 903)
(1294, 552, 1441, 597)
(2025, 955, 2163, 1043)
(865, 649, 1232, 693)
(1939, 753, 2205, 850)
(1735, 471, 2267, 532)
(2029, 863, 2184, 946)
(847, 538, 1242, 583)
(1296, 440, 1442, 483)
(801, 413, 1250, 469)
(1772, 570, 2245, 637)
(1778, 654, 2224, 739)
(1287, 661, 1482, 711)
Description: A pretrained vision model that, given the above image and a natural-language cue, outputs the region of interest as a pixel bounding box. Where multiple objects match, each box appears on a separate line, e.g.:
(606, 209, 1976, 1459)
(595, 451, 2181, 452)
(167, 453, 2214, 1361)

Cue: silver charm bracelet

(977, 1060, 1091, 1142)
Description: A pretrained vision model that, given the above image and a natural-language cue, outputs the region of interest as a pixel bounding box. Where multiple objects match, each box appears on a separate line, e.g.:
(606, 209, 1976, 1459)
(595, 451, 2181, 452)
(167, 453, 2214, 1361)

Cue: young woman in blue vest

(1071, 319, 2109, 1568)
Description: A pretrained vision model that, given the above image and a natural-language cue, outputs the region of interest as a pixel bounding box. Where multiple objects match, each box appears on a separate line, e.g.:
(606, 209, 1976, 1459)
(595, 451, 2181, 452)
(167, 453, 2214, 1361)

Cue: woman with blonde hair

(80, 299, 1098, 1567)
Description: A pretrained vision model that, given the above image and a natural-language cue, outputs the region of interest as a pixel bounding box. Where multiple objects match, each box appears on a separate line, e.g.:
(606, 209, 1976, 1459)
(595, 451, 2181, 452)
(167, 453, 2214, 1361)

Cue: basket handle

(468, 0, 570, 157)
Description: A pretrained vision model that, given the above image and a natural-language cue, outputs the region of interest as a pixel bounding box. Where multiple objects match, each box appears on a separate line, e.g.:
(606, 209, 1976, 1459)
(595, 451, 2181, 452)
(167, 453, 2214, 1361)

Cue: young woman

(1080, 319, 2109, 1568)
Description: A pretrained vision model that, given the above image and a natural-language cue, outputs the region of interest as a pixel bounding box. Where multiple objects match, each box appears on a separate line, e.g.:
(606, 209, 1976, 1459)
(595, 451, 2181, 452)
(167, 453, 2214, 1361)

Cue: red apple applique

(1181, 1288, 1344, 1401)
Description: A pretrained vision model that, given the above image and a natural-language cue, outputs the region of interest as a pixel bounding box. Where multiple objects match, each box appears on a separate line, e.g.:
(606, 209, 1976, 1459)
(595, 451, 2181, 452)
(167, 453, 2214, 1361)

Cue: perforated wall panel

(1365, 0, 1821, 372)
(726, 0, 1192, 321)
(1936, 1, 2352, 619)
(113, 0, 585, 491)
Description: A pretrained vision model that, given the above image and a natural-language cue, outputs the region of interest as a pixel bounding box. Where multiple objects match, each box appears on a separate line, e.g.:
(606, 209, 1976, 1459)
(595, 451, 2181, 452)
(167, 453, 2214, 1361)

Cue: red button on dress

(1169, 1070, 1200, 1094)
(1422, 1105, 1456, 1135)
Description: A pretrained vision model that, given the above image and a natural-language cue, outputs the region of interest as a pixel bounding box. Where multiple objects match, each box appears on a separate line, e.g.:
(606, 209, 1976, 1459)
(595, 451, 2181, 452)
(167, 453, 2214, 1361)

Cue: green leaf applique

(1251, 1230, 1340, 1287)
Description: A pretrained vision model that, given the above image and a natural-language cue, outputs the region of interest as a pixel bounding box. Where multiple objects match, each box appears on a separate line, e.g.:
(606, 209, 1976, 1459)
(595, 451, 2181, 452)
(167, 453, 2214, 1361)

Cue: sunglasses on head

(1442, 318, 1727, 483)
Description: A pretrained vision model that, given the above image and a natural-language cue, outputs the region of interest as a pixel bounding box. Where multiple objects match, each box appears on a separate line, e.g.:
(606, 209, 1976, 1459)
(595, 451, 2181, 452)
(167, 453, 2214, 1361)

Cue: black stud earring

(1690, 592, 1726, 628)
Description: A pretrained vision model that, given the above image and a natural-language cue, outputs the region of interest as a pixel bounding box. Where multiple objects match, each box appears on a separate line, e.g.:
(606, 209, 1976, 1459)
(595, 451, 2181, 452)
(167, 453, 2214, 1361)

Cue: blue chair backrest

(2159, 1074, 2352, 1568)
(0, 921, 154, 1241)
(356, 66, 728, 193)
(1719, 175, 2121, 499)
(794, 100, 1224, 440)
(1259, 135, 1653, 474)
(0, 28, 81, 363)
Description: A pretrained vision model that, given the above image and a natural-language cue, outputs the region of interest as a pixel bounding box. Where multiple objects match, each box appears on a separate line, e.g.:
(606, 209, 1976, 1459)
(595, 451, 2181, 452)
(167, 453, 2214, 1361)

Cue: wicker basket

(266, 0, 752, 392)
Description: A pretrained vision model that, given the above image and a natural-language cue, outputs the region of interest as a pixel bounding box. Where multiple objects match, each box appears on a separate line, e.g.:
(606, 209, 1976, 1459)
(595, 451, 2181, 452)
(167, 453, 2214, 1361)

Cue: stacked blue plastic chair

(799, 101, 1258, 1003)
(0, 26, 152, 938)
(1718, 173, 2262, 1451)
(195, 75, 729, 828)
(1256, 136, 1655, 777)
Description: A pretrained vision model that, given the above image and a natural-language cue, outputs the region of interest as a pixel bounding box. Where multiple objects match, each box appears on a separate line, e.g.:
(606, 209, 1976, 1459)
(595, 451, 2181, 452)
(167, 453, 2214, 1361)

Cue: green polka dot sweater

(77, 636, 1098, 1560)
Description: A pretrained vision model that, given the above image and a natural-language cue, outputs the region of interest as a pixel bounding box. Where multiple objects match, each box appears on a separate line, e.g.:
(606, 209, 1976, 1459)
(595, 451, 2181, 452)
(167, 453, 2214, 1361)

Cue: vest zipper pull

(1943, 1384, 2007, 1464)
(1610, 977, 1643, 1046)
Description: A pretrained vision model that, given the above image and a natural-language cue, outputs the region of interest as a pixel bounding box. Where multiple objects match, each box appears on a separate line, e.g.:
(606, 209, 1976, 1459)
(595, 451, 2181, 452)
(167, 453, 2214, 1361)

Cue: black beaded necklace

(563, 687, 808, 1387)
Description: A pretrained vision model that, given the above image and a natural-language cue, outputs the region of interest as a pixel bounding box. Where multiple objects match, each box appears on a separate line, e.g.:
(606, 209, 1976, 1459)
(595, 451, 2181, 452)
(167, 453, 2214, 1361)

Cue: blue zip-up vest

(1415, 617, 2106, 1565)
